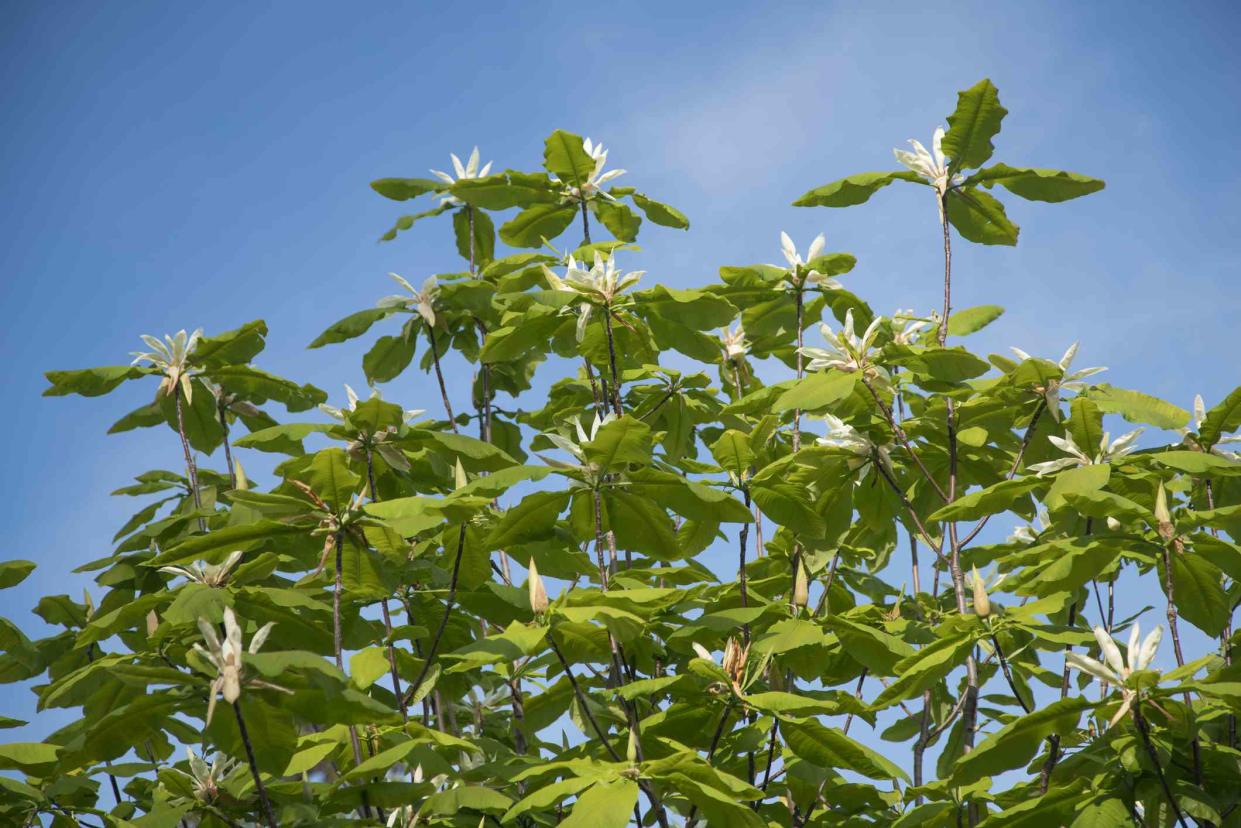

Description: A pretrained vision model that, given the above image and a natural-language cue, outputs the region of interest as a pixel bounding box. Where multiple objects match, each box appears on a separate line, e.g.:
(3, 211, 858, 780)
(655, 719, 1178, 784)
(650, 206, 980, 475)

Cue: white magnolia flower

(893, 127, 963, 196)
(320, 384, 424, 424)
(777, 231, 841, 290)
(1008, 507, 1050, 544)
(1067, 623, 1162, 726)
(542, 254, 644, 341)
(430, 146, 493, 205)
(183, 747, 240, 802)
(1009, 342, 1106, 419)
(131, 329, 203, 402)
(161, 550, 243, 587)
(558, 137, 626, 203)
(720, 324, 749, 360)
(817, 413, 893, 474)
(1181, 394, 1241, 459)
(540, 412, 617, 472)
(380, 273, 439, 326)
(801, 309, 886, 381)
(1028, 428, 1143, 477)
(892, 309, 934, 346)
(193, 607, 288, 725)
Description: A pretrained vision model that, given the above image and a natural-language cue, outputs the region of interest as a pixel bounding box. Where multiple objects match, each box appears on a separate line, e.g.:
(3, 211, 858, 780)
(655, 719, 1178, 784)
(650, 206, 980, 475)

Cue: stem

(403, 524, 467, 706)
(739, 489, 751, 645)
(603, 308, 623, 416)
(1133, 705, 1190, 828)
(957, 400, 1047, 547)
(173, 390, 206, 532)
(364, 449, 409, 722)
(686, 704, 733, 827)
(332, 532, 368, 802)
(579, 198, 592, 245)
(426, 326, 457, 433)
(990, 634, 1032, 714)
(217, 399, 237, 490)
(1160, 541, 1204, 786)
(233, 700, 278, 828)
(1039, 599, 1077, 791)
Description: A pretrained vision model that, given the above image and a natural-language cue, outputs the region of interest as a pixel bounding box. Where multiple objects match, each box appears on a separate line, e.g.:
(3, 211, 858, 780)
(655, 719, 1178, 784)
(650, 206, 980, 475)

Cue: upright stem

(938, 194, 979, 825)
(1161, 541, 1204, 785)
(173, 390, 206, 532)
(602, 307, 623, 417)
(1134, 705, 1190, 828)
(233, 700, 278, 828)
(426, 327, 457, 433)
(332, 532, 368, 798)
(1040, 599, 1078, 792)
(365, 451, 408, 723)
(216, 399, 237, 490)
(404, 524, 467, 706)
(1208, 479, 1237, 748)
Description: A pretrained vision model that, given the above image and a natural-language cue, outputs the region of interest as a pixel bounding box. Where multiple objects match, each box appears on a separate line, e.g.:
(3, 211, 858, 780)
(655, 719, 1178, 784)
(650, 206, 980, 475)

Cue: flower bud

(1154, 483, 1175, 540)
(146, 609, 160, 637)
(626, 726, 640, 763)
(793, 563, 810, 610)
(233, 459, 249, 491)
(527, 558, 549, 616)
(971, 565, 991, 618)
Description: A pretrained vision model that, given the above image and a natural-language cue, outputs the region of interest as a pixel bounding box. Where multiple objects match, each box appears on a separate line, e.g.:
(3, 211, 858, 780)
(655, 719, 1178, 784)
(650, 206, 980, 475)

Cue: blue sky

(2, 1, 1239, 760)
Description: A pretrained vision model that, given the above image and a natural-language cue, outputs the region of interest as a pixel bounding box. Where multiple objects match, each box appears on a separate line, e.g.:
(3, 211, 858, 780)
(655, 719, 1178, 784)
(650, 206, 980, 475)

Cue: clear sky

(2, 1, 1239, 751)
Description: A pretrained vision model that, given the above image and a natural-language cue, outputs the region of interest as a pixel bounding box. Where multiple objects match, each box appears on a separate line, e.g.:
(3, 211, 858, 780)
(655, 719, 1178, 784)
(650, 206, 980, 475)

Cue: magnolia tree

(5, 79, 1241, 827)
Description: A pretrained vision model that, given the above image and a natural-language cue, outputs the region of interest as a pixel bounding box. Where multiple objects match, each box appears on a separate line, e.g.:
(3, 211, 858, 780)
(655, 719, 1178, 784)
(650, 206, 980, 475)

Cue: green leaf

(370, 177, 443, 201)
(488, 491, 570, 549)
(379, 203, 451, 242)
(308, 307, 398, 349)
(1170, 552, 1229, 637)
(709, 430, 754, 479)
(43, 365, 145, 397)
(583, 416, 653, 470)
(872, 628, 977, 707)
(0, 742, 60, 775)
(782, 717, 909, 781)
(363, 331, 416, 384)
(543, 129, 595, 189)
(772, 371, 857, 413)
(421, 785, 512, 816)
(946, 188, 1019, 246)
(1148, 450, 1241, 476)
(630, 192, 689, 229)
(1087, 384, 1189, 429)
(951, 696, 1092, 784)
(451, 171, 558, 210)
(453, 204, 495, 265)
(234, 422, 331, 454)
(193, 320, 268, 367)
(792, 171, 923, 208)
(593, 199, 641, 242)
(628, 469, 753, 524)
(206, 364, 326, 411)
(0, 560, 36, 590)
(1200, 385, 1241, 448)
(946, 305, 1004, 336)
(929, 478, 1042, 522)
(560, 779, 639, 828)
(968, 163, 1105, 202)
(942, 78, 1007, 171)
(499, 203, 578, 248)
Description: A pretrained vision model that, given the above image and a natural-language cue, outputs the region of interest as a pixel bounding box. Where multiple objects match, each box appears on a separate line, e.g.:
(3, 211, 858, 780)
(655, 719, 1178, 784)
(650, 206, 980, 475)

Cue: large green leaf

(968, 163, 1105, 202)
(942, 78, 1007, 171)
(793, 171, 923, 207)
(499, 203, 578, 248)
(1169, 552, 1229, 636)
(630, 192, 689, 229)
(1200, 385, 1241, 448)
(0, 560, 36, 590)
(543, 129, 596, 188)
(560, 779, 638, 828)
(592, 199, 641, 242)
(772, 371, 857, 413)
(782, 717, 909, 781)
(451, 170, 558, 209)
(946, 188, 1019, 245)
(43, 365, 146, 397)
(371, 177, 443, 201)
(308, 306, 398, 348)
(1087, 384, 1189, 429)
(951, 696, 1093, 784)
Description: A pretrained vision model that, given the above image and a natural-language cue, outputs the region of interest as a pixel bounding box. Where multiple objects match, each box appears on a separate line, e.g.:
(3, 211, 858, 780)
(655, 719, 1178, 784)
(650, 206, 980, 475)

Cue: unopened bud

(1154, 483, 1175, 539)
(146, 609, 160, 637)
(233, 459, 249, 491)
(793, 563, 809, 610)
(454, 458, 468, 490)
(626, 726, 639, 763)
(527, 558, 548, 616)
(971, 565, 991, 618)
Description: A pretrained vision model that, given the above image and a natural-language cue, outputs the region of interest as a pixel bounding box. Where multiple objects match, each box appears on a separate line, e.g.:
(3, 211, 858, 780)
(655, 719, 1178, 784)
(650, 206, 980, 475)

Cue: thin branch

(403, 523, 468, 706)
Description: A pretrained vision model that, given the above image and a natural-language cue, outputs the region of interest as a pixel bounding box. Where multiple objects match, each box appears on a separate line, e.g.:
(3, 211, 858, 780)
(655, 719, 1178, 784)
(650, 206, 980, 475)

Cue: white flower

(801, 309, 886, 380)
(131, 329, 203, 402)
(1180, 394, 1241, 460)
(193, 608, 288, 725)
(320, 384, 424, 424)
(430, 146, 493, 205)
(558, 137, 626, 203)
(380, 273, 439, 327)
(183, 747, 240, 802)
(540, 412, 616, 473)
(1008, 507, 1050, 544)
(1066, 623, 1162, 726)
(893, 127, 963, 196)
(161, 550, 243, 587)
(720, 324, 749, 360)
(817, 413, 893, 473)
(777, 231, 840, 290)
(892, 310, 934, 346)
(542, 254, 644, 341)
(1009, 342, 1106, 419)
(1028, 428, 1143, 476)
